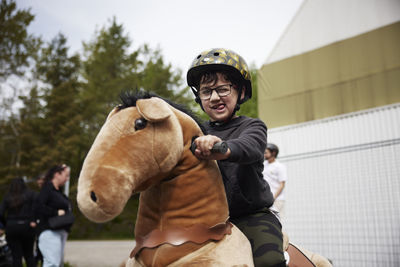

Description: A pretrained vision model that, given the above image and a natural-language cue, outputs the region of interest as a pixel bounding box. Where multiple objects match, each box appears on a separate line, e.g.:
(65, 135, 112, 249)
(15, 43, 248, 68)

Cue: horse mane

(119, 90, 207, 134)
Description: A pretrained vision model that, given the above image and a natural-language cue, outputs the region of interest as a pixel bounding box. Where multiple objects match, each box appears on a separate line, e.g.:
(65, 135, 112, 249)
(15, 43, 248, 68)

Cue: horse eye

(135, 118, 147, 131)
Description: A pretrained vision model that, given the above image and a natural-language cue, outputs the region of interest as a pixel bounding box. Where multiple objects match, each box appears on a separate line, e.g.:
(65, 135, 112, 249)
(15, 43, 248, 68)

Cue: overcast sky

(16, 0, 303, 72)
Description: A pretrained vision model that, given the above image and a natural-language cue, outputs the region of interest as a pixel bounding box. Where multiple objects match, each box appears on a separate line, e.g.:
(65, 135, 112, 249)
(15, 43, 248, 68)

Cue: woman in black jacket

(35, 164, 73, 267)
(0, 177, 37, 267)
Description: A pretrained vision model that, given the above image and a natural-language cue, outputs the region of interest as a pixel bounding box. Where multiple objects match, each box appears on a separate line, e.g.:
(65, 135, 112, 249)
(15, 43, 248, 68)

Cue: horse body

(77, 96, 253, 267)
(133, 107, 240, 266)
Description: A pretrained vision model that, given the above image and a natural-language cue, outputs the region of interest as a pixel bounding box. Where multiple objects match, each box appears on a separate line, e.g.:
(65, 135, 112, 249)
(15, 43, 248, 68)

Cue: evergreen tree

(80, 18, 192, 141)
(0, 88, 43, 184)
(80, 17, 140, 136)
(33, 33, 83, 179)
(0, 0, 39, 79)
(0, 116, 20, 183)
(138, 45, 189, 103)
(0, 0, 40, 185)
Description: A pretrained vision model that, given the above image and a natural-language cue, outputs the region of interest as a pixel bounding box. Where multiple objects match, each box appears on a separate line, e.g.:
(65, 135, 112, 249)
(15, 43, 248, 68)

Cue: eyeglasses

(198, 84, 232, 100)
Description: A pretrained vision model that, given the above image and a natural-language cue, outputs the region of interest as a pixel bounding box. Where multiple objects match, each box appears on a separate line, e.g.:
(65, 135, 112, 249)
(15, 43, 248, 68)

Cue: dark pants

(5, 222, 36, 267)
(34, 237, 43, 266)
(231, 208, 286, 267)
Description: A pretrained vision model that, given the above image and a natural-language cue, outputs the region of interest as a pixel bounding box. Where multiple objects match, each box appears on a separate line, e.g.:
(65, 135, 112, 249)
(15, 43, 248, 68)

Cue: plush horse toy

(77, 92, 332, 267)
(77, 92, 253, 266)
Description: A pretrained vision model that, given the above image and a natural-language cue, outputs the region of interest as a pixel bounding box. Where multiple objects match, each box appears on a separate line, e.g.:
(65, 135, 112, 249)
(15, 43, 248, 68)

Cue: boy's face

(199, 73, 242, 122)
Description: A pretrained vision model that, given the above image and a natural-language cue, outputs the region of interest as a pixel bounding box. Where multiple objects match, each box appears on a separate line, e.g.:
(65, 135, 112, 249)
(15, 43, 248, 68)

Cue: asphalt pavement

(64, 240, 135, 267)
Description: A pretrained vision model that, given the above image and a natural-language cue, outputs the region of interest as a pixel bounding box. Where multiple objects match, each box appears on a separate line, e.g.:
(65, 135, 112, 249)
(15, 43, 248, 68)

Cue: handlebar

(190, 141, 228, 155)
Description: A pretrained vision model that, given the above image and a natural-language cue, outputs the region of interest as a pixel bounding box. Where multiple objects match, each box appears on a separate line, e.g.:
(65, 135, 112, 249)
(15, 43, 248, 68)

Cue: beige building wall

(258, 22, 400, 128)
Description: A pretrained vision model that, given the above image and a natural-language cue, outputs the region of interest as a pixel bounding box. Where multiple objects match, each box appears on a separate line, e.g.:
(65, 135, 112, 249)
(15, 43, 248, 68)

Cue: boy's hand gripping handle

(190, 141, 228, 155)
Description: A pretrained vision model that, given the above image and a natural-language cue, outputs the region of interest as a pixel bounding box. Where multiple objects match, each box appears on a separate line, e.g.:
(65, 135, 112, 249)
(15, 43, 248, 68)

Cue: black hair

(266, 143, 279, 158)
(5, 177, 28, 210)
(44, 164, 68, 183)
(195, 69, 244, 91)
(119, 90, 207, 134)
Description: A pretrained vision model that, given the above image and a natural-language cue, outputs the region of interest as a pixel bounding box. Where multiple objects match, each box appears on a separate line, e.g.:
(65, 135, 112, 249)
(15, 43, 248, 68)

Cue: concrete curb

(64, 240, 135, 267)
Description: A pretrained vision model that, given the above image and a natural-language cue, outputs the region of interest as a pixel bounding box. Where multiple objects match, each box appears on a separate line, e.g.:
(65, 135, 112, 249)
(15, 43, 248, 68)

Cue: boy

(187, 48, 286, 267)
(264, 143, 287, 222)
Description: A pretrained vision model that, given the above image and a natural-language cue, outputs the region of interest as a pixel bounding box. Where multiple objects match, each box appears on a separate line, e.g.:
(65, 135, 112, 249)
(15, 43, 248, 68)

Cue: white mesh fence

(268, 103, 400, 267)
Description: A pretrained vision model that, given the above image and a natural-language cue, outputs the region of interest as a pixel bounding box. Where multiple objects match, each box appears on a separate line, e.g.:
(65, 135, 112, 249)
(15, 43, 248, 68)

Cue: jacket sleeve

(27, 191, 38, 221)
(225, 119, 267, 164)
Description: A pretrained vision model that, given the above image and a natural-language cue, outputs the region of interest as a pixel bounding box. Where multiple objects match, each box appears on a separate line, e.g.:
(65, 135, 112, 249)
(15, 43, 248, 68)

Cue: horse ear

(106, 107, 120, 121)
(137, 97, 172, 122)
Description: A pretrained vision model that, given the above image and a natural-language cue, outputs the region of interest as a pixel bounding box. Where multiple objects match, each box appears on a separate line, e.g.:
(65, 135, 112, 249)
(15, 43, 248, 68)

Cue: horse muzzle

(77, 165, 134, 223)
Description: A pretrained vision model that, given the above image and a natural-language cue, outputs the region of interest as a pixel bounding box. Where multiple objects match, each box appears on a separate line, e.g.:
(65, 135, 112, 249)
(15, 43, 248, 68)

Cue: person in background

(0, 177, 37, 267)
(35, 164, 73, 267)
(34, 173, 46, 267)
(263, 143, 287, 223)
(36, 174, 45, 189)
(188, 48, 286, 267)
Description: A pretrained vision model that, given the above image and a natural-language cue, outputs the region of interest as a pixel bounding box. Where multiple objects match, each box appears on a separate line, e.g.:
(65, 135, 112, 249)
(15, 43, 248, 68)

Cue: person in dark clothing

(35, 164, 73, 267)
(33, 173, 45, 267)
(187, 48, 286, 267)
(0, 177, 37, 267)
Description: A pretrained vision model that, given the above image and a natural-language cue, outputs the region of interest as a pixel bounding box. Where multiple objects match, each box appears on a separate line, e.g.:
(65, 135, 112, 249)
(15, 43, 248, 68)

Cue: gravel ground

(64, 240, 135, 267)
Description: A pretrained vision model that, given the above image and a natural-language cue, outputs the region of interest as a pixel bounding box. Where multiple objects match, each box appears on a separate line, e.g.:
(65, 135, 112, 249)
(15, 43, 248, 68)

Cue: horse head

(77, 95, 187, 222)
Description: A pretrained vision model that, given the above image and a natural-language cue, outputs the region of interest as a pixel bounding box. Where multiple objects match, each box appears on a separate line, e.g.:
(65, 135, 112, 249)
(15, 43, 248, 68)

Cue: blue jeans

(38, 229, 68, 267)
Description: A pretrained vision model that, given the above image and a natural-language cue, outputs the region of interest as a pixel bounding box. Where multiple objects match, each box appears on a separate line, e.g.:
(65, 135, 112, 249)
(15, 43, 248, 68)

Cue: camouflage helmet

(187, 48, 252, 104)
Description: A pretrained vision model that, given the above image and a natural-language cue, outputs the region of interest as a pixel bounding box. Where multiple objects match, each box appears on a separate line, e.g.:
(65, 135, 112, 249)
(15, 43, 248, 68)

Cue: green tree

(80, 18, 191, 140)
(0, 115, 20, 184)
(0, 0, 40, 186)
(138, 45, 189, 102)
(0, 0, 39, 79)
(12, 87, 45, 178)
(80, 17, 140, 137)
(33, 33, 83, 176)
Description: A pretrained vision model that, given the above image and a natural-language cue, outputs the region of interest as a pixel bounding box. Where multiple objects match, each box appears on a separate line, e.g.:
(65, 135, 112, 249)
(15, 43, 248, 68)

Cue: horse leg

(283, 231, 332, 267)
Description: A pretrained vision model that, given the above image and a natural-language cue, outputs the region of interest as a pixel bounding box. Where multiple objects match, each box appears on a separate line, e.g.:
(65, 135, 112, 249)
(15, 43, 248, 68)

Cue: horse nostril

(90, 191, 97, 202)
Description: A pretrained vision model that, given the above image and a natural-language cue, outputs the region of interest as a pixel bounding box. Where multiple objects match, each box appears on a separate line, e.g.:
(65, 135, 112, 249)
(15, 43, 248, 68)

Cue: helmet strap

(191, 86, 205, 111)
(233, 86, 243, 113)
(195, 96, 205, 111)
